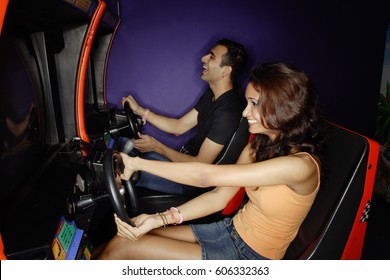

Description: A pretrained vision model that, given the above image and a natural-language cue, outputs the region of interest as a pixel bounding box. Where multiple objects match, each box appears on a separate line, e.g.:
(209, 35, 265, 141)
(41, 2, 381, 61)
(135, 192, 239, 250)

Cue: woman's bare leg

(97, 225, 202, 260)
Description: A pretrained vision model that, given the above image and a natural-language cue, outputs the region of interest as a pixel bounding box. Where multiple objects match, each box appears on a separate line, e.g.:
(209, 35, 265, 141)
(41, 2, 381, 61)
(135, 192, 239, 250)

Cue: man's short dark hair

(217, 38, 248, 82)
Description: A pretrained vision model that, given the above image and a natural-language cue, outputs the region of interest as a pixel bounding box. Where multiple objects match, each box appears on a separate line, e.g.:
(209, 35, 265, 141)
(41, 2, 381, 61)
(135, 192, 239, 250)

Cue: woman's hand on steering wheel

(114, 213, 161, 241)
(119, 152, 138, 181)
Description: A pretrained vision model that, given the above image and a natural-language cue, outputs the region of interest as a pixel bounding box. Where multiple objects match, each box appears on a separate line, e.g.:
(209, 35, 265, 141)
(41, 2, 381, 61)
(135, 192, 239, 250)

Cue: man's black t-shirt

(182, 88, 244, 160)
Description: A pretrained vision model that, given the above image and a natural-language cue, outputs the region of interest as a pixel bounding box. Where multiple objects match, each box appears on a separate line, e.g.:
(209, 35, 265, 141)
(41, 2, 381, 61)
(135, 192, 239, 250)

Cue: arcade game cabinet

(0, 0, 121, 259)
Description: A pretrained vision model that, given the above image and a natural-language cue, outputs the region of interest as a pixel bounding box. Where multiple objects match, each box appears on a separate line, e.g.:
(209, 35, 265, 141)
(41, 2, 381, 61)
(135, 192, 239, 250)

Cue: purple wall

(106, 0, 390, 147)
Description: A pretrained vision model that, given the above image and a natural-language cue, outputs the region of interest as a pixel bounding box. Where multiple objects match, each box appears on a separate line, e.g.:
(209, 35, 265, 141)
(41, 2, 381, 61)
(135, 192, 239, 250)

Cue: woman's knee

(97, 236, 128, 260)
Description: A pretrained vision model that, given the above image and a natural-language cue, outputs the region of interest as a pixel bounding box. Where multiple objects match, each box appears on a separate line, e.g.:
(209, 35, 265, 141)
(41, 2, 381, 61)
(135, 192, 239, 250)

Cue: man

(121, 38, 247, 196)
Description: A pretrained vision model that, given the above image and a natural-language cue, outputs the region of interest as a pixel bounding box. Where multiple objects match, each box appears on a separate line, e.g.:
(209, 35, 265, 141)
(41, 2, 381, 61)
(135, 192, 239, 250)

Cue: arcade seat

(0, 0, 8, 35)
(0, 234, 7, 260)
(284, 121, 379, 259)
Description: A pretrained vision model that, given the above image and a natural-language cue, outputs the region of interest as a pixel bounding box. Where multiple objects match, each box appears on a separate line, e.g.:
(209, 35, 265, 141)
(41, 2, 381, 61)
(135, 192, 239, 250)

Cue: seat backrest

(284, 121, 379, 259)
(0, 234, 7, 260)
(215, 116, 250, 165)
(179, 117, 250, 219)
(215, 117, 250, 215)
(0, 0, 8, 35)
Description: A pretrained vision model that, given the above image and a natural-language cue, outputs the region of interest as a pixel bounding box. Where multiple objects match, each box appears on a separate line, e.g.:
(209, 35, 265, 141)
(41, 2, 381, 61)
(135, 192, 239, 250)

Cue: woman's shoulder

(285, 152, 321, 195)
(290, 152, 320, 169)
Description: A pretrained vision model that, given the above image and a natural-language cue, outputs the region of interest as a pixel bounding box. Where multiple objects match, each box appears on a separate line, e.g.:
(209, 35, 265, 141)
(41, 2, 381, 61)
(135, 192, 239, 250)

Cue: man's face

(200, 44, 228, 82)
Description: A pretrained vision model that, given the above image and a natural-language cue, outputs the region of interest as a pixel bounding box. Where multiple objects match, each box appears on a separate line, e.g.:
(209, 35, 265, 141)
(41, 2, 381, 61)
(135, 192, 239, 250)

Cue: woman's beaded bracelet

(170, 207, 183, 224)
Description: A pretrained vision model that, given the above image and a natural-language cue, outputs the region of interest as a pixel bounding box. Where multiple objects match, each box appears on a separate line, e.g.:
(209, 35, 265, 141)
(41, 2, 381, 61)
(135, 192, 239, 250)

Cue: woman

(97, 62, 326, 260)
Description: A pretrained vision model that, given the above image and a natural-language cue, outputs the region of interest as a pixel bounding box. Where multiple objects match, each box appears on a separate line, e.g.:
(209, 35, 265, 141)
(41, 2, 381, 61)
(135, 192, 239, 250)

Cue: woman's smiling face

(242, 82, 278, 140)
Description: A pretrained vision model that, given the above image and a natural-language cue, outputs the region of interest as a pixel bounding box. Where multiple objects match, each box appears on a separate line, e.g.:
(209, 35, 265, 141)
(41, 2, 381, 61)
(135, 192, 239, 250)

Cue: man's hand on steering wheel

(122, 95, 147, 117)
(133, 133, 161, 153)
(122, 100, 142, 140)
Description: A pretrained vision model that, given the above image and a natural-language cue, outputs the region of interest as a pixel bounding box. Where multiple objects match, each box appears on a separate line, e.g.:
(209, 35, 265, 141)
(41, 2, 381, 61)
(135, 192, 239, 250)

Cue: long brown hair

(249, 62, 326, 162)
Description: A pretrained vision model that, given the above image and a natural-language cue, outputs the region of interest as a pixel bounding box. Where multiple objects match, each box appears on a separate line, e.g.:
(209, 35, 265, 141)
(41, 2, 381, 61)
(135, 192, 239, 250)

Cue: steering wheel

(103, 149, 138, 225)
(124, 102, 142, 139)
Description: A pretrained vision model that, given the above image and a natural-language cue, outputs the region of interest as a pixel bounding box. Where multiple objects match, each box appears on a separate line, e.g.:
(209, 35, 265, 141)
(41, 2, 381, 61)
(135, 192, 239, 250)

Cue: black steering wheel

(103, 149, 138, 225)
(124, 102, 142, 139)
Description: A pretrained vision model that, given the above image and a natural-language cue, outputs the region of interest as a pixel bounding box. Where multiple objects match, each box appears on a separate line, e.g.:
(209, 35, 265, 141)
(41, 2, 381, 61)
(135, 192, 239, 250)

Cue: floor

(362, 192, 390, 259)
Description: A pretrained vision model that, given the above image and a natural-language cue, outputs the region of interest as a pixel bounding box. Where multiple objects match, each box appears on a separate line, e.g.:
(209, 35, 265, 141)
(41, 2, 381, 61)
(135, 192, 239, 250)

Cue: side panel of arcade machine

(0, 0, 120, 259)
(0, 1, 9, 260)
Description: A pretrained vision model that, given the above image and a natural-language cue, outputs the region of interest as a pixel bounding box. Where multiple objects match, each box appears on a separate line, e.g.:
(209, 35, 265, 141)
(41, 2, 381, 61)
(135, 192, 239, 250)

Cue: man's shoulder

(217, 89, 245, 109)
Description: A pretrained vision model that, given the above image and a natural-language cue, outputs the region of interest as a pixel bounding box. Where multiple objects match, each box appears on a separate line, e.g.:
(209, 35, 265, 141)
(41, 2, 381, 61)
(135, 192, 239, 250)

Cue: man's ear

(222, 65, 233, 78)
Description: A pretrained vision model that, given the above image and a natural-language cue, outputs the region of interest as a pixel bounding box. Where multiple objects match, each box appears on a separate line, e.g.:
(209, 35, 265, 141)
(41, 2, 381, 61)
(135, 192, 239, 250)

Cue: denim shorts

(190, 218, 269, 260)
